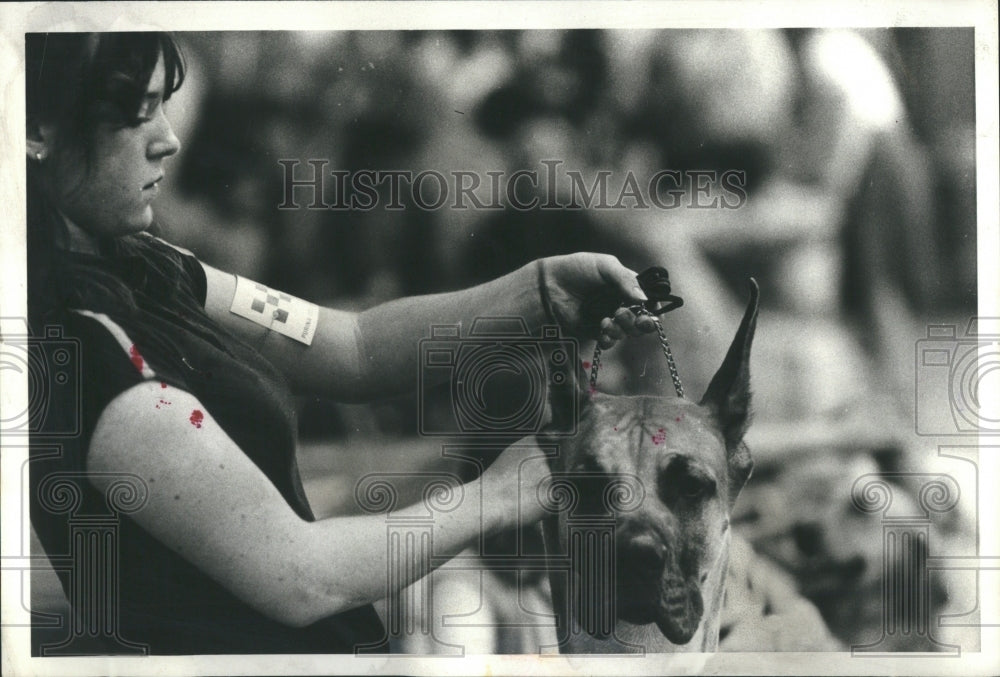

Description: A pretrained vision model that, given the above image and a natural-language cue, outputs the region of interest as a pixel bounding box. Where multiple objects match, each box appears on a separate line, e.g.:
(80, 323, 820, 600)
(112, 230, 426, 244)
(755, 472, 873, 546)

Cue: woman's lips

(142, 177, 163, 198)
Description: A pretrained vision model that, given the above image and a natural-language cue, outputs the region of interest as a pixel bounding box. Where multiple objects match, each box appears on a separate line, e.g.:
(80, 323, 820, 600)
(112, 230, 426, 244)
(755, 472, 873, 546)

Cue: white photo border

(1, 2, 997, 675)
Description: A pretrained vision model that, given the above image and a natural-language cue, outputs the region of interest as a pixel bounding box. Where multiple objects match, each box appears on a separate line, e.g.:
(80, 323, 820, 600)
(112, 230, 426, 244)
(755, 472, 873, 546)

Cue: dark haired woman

(25, 32, 655, 654)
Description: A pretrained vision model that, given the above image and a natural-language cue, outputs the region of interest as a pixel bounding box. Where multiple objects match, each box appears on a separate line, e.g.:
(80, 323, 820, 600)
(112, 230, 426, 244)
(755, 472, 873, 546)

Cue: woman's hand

(541, 253, 659, 349)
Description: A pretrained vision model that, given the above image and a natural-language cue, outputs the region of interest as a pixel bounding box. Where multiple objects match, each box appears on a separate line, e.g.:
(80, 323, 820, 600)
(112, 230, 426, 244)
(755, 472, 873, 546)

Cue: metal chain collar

(589, 304, 685, 398)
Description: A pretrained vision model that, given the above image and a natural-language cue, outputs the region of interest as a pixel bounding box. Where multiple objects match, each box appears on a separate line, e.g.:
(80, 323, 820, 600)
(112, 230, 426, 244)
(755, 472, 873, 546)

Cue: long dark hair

(25, 33, 250, 376)
(26, 32, 185, 318)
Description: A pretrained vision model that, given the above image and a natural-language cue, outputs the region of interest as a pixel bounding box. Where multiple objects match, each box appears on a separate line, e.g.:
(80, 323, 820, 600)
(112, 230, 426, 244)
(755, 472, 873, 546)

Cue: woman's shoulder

(27, 307, 155, 445)
(133, 232, 209, 306)
(66, 308, 159, 378)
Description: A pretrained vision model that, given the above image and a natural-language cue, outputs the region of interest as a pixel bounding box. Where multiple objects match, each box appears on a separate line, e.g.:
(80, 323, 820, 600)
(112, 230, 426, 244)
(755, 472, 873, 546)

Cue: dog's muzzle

(614, 534, 705, 645)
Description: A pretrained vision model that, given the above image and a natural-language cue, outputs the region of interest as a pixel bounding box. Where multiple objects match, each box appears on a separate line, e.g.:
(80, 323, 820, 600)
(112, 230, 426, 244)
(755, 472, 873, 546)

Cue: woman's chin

(118, 208, 155, 236)
(79, 211, 155, 240)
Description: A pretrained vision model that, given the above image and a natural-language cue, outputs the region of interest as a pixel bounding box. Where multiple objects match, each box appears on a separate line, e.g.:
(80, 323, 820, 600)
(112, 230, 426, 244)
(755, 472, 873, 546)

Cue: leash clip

(637, 266, 684, 316)
(589, 266, 686, 398)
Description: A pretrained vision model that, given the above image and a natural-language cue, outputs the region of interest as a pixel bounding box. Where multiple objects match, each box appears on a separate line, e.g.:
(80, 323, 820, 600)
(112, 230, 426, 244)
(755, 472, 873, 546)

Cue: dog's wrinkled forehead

(573, 393, 729, 481)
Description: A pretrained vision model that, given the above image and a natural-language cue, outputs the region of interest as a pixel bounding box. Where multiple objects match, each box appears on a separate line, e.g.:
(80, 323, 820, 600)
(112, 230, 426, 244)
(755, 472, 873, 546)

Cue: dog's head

(545, 280, 759, 646)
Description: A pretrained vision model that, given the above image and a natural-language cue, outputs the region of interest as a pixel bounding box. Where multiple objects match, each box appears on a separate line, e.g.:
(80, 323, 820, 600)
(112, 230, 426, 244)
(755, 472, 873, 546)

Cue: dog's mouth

(614, 572, 704, 645)
(654, 577, 704, 645)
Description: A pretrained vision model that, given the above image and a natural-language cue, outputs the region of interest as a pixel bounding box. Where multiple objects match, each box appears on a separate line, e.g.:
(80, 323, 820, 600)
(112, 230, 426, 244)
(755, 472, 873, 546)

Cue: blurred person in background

(25, 31, 658, 654)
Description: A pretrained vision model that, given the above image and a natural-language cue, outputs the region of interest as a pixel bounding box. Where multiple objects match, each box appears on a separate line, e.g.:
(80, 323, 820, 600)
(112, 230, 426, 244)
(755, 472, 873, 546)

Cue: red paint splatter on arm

(155, 383, 171, 409)
(652, 428, 666, 445)
(128, 344, 144, 372)
(189, 410, 204, 429)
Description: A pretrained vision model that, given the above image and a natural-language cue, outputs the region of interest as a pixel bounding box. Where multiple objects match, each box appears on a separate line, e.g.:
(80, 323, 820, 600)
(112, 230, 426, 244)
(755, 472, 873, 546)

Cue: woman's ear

(26, 122, 56, 162)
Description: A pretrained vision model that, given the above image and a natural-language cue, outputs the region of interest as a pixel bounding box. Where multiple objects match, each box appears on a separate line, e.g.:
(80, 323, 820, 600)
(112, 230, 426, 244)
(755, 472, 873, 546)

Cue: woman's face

(48, 53, 181, 239)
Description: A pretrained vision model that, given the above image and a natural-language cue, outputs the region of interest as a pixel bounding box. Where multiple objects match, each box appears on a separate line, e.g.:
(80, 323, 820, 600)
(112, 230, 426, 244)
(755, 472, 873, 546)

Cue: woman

(25, 32, 655, 654)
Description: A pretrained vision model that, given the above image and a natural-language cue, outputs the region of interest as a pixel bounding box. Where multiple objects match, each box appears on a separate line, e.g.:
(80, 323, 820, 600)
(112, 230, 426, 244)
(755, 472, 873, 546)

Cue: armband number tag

(230, 276, 318, 346)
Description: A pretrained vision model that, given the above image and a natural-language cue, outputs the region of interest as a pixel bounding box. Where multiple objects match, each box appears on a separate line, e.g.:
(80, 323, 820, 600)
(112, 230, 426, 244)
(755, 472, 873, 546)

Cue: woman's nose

(148, 110, 181, 159)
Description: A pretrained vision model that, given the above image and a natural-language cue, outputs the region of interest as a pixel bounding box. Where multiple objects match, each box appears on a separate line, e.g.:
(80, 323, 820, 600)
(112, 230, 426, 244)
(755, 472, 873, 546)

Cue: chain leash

(589, 305, 684, 398)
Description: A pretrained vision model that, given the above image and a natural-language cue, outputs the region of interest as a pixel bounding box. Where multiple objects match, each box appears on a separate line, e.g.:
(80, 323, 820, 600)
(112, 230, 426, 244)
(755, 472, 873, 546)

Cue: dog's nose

(624, 534, 667, 576)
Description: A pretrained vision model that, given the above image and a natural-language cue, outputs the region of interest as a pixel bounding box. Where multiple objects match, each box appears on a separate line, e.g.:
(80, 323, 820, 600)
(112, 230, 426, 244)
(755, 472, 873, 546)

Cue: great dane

(540, 280, 759, 653)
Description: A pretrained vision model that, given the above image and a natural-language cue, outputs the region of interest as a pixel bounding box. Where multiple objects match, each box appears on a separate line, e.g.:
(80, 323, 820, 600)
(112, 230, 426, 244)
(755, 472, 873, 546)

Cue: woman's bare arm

(87, 381, 549, 627)
(201, 253, 650, 401)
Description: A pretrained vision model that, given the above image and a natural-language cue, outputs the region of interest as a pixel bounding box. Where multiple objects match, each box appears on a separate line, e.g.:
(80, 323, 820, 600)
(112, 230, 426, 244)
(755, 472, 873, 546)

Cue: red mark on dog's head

(161, 382, 167, 389)
(189, 410, 204, 429)
(582, 361, 591, 370)
(652, 428, 666, 445)
(128, 344, 144, 372)
(675, 415, 683, 422)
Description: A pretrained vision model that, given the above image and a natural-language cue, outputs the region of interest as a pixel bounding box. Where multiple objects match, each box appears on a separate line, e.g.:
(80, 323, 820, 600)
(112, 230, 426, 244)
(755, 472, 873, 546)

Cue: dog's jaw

(654, 576, 705, 645)
(616, 569, 705, 645)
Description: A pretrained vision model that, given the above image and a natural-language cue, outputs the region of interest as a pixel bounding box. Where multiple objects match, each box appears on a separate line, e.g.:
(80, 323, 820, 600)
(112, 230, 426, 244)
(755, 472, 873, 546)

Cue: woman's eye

(136, 99, 161, 123)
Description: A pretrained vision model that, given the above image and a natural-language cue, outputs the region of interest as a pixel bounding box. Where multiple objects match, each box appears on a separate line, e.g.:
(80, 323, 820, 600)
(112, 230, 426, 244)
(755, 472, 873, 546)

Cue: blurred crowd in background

(149, 28, 978, 652)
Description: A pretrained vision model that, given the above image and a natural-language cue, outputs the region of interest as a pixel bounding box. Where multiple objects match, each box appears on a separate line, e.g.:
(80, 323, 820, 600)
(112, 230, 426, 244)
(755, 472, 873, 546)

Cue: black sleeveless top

(29, 236, 384, 655)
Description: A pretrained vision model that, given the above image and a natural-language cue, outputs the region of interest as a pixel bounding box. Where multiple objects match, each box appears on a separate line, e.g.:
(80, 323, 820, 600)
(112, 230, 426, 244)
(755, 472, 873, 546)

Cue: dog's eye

(659, 458, 716, 504)
(677, 475, 710, 498)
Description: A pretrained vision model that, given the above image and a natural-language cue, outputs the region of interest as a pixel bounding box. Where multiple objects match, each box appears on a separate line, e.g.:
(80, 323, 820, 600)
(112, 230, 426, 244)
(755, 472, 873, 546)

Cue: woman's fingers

(614, 306, 657, 336)
(599, 304, 661, 349)
(613, 307, 638, 335)
(594, 255, 648, 304)
(598, 318, 621, 349)
(594, 256, 660, 338)
(544, 253, 664, 342)
(600, 317, 626, 341)
(635, 313, 657, 333)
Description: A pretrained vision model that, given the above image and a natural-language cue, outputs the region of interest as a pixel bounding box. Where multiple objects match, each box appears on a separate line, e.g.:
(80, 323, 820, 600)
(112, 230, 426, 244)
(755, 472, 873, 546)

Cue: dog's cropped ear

(700, 280, 759, 490)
